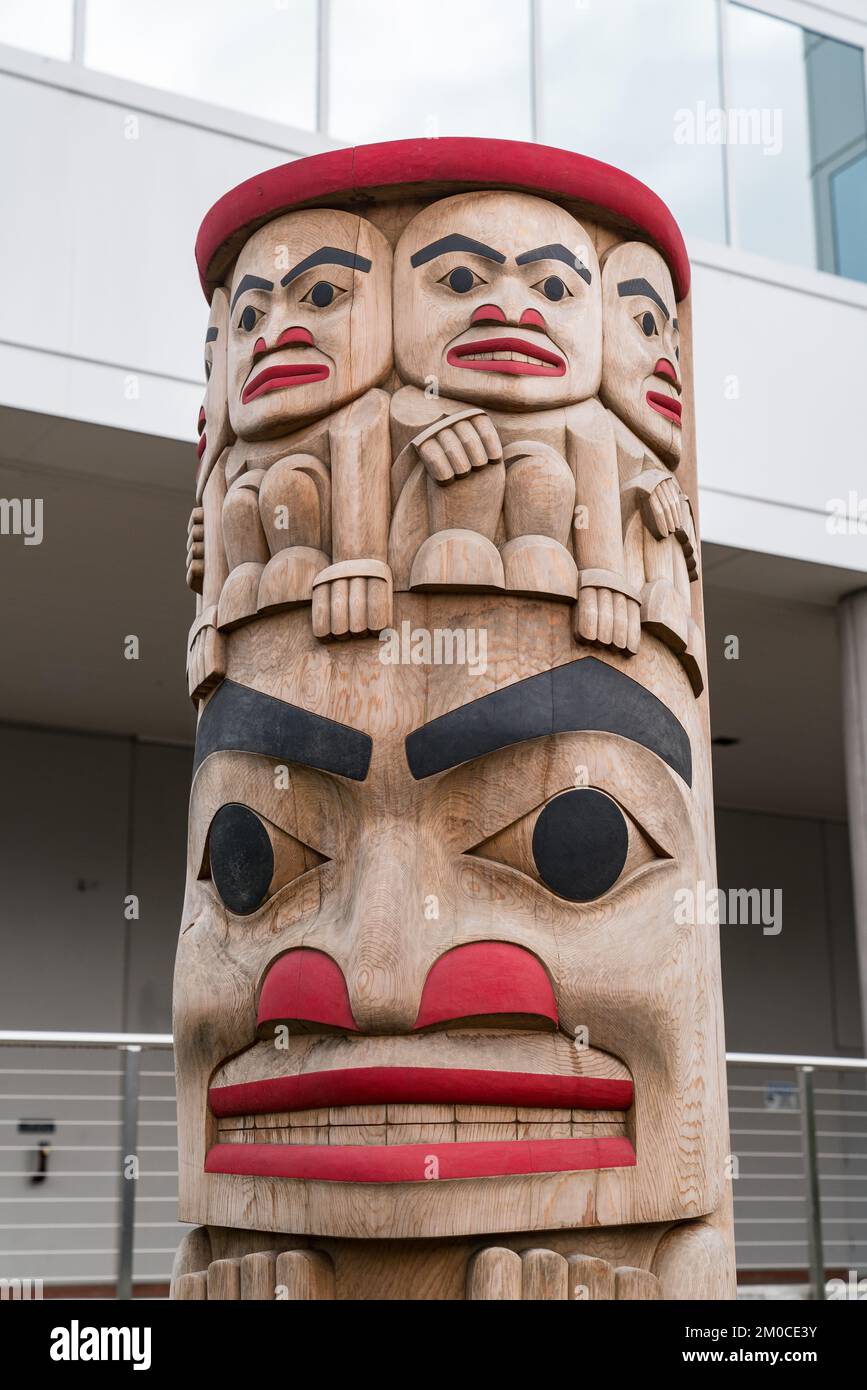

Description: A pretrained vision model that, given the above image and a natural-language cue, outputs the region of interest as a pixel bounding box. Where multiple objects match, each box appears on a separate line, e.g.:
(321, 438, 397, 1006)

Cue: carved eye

(439, 266, 486, 294)
(635, 310, 658, 338)
(470, 788, 667, 903)
(301, 280, 345, 308)
(675, 346, 680, 361)
(238, 305, 262, 333)
(532, 275, 571, 302)
(204, 360, 212, 381)
(203, 804, 325, 917)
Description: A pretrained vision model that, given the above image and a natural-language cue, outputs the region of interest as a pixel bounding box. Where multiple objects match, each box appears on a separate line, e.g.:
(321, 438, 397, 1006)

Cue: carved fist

(186, 507, 205, 593)
(173, 1249, 335, 1301)
(576, 584, 641, 654)
(311, 560, 393, 640)
(414, 408, 503, 483)
(641, 473, 682, 541)
(467, 1248, 660, 1300)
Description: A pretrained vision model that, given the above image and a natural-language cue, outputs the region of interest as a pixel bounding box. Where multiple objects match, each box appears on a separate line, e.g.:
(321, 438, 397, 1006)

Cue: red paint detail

(196, 433, 207, 461)
(210, 1067, 632, 1118)
(470, 304, 507, 325)
(195, 139, 690, 301)
(653, 358, 678, 385)
(519, 307, 547, 329)
(252, 337, 268, 361)
(242, 362, 330, 403)
(276, 326, 315, 348)
(447, 337, 565, 378)
(205, 1136, 635, 1182)
(197, 406, 207, 434)
(414, 942, 558, 1030)
(257, 949, 357, 1032)
(646, 390, 683, 426)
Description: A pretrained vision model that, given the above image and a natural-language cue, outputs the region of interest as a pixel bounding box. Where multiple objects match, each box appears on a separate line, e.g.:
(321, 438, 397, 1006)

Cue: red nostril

(414, 942, 558, 1031)
(654, 358, 679, 385)
(197, 407, 206, 435)
(252, 336, 268, 361)
(520, 307, 547, 329)
(276, 326, 315, 348)
(470, 304, 508, 326)
(257, 949, 358, 1033)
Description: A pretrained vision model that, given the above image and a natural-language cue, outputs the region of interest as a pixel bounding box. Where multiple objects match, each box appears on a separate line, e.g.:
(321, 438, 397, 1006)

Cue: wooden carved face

(601, 242, 683, 468)
(195, 288, 232, 496)
(174, 600, 723, 1241)
(226, 208, 393, 441)
(394, 191, 602, 412)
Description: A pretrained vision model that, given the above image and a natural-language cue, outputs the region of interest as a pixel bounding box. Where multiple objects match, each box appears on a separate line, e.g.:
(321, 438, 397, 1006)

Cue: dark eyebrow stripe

(280, 246, 372, 287)
(205, 327, 219, 343)
(405, 657, 691, 786)
(617, 277, 671, 321)
(410, 234, 507, 268)
(516, 243, 592, 285)
(230, 274, 274, 311)
(194, 679, 371, 781)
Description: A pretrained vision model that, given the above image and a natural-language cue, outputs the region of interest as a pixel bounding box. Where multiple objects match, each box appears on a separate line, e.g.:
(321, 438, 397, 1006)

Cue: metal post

(116, 1044, 141, 1301)
(798, 1065, 825, 1300)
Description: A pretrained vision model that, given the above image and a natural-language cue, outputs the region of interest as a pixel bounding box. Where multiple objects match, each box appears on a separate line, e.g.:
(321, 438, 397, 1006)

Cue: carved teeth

(216, 1103, 627, 1146)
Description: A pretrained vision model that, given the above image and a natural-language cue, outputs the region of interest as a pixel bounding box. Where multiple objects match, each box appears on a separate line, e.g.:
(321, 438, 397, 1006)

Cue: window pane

(328, 0, 531, 141)
(728, 4, 867, 284)
(0, 0, 73, 60)
(84, 0, 318, 129)
(540, 0, 726, 242)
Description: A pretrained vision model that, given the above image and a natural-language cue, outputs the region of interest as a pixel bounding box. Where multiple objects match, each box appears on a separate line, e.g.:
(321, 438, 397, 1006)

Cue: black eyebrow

(405, 657, 691, 785)
(617, 278, 671, 321)
(411, 234, 507, 269)
(194, 679, 371, 781)
(205, 327, 219, 343)
(230, 274, 274, 311)
(516, 244, 592, 285)
(280, 246, 372, 287)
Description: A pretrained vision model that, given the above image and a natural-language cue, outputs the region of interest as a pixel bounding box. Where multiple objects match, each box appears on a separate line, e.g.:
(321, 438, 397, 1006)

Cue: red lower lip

(242, 363, 330, 403)
(447, 337, 566, 377)
(646, 390, 683, 425)
(205, 1136, 635, 1182)
(209, 1067, 633, 1118)
(196, 433, 207, 459)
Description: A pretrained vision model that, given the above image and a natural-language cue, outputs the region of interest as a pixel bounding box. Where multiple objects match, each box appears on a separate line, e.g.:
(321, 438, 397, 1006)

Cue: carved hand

(575, 584, 641, 654)
(186, 506, 205, 593)
(413, 409, 503, 482)
(311, 559, 394, 640)
(173, 1247, 335, 1301)
(467, 1248, 660, 1300)
(641, 472, 682, 541)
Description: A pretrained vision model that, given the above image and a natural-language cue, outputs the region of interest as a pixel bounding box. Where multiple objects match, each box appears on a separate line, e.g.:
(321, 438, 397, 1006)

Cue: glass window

(539, 0, 726, 243)
(327, 0, 532, 142)
(84, 0, 318, 130)
(0, 0, 73, 60)
(728, 4, 867, 284)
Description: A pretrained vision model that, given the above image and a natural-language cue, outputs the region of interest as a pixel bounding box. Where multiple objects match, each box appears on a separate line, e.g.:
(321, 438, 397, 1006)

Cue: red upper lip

(209, 1067, 634, 1118)
(242, 361, 330, 403)
(447, 336, 566, 377)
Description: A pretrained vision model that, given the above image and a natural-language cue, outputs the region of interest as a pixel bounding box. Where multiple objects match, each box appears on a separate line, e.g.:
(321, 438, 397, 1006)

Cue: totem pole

(172, 140, 736, 1301)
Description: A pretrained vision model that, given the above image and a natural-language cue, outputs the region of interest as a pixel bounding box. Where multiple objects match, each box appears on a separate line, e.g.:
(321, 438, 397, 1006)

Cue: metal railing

(0, 1033, 864, 1299)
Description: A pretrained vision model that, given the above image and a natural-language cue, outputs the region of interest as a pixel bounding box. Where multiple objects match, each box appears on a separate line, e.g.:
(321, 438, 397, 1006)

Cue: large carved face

(394, 191, 602, 412)
(227, 208, 393, 441)
(174, 600, 724, 1240)
(601, 242, 683, 467)
(195, 288, 232, 498)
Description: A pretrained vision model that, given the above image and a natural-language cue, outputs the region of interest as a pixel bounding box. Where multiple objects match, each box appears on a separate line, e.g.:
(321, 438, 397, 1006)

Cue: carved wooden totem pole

(172, 140, 736, 1301)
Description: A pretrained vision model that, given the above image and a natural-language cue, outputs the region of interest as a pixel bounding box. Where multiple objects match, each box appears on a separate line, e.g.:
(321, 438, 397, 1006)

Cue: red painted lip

(196, 433, 207, 460)
(646, 390, 683, 426)
(209, 1067, 633, 1118)
(205, 1136, 636, 1183)
(447, 336, 566, 377)
(242, 362, 330, 403)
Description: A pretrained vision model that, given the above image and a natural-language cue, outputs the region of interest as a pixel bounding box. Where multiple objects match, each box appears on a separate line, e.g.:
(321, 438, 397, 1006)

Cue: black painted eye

(439, 265, 483, 294)
(208, 804, 274, 916)
(239, 305, 260, 332)
(531, 790, 629, 902)
(635, 310, 658, 337)
(204, 360, 212, 380)
(303, 280, 341, 308)
(542, 275, 567, 301)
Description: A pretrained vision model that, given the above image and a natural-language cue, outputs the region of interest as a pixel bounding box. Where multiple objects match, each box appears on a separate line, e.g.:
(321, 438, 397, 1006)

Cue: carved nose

(342, 828, 427, 1034)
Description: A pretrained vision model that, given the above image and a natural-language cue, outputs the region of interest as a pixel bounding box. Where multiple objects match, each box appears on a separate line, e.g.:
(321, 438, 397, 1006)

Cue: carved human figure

(186, 287, 232, 699)
(389, 191, 640, 654)
(219, 207, 394, 640)
(600, 241, 703, 691)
